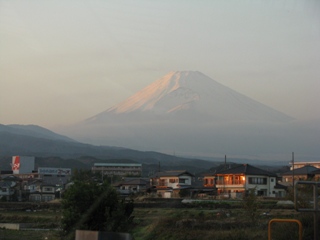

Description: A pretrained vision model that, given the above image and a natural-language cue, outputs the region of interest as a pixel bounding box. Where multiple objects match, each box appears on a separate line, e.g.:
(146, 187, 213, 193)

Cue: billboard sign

(11, 156, 35, 174)
(38, 167, 71, 175)
(12, 156, 20, 171)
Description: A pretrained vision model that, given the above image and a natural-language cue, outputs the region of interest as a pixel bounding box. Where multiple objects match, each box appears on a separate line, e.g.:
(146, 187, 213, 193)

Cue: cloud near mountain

(59, 71, 319, 160)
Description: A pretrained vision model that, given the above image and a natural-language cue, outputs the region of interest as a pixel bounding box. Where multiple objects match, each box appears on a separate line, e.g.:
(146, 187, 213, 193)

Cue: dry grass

(130, 208, 315, 240)
(0, 205, 316, 240)
(0, 229, 60, 240)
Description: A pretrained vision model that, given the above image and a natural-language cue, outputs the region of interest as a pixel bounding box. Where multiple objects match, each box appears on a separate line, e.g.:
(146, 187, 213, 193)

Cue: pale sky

(1, 0, 319, 129)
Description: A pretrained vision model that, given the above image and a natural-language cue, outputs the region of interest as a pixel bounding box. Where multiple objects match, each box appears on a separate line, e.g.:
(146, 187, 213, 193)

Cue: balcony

(215, 178, 245, 189)
(156, 182, 181, 189)
(216, 180, 245, 185)
(203, 184, 215, 188)
(216, 184, 245, 188)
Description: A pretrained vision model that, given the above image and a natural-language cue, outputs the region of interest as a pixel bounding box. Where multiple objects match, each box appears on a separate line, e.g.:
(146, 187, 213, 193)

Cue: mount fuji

(60, 71, 319, 160)
(86, 71, 293, 123)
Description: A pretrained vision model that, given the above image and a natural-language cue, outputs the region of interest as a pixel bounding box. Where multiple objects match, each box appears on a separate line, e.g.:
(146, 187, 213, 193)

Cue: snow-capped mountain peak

(87, 71, 293, 122)
(106, 71, 204, 114)
(58, 71, 320, 160)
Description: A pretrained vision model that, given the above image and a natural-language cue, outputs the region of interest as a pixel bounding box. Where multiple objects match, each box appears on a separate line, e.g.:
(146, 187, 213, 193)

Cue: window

(159, 179, 166, 186)
(43, 195, 54, 201)
(257, 190, 266, 196)
(179, 178, 187, 184)
(248, 177, 267, 185)
(204, 178, 214, 185)
(44, 187, 53, 192)
(169, 179, 176, 183)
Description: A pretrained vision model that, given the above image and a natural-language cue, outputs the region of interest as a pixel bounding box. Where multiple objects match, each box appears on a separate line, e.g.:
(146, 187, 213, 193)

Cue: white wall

(246, 175, 277, 197)
(160, 174, 192, 188)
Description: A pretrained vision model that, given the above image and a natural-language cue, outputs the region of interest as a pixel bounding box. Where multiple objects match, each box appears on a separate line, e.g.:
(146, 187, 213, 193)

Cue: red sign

(12, 156, 20, 171)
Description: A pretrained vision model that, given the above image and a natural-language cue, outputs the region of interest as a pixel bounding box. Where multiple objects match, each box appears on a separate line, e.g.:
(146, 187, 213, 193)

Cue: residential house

(37, 167, 71, 188)
(25, 179, 42, 193)
(290, 162, 320, 170)
(312, 169, 320, 181)
(0, 175, 23, 201)
(281, 165, 319, 183)
(149, 170, 194, 198)
(194, 174, 217, 198)
(1, 175, 23, 183)
(212, 164, 283, 198)
(29, 184, 56, 202)
(0, 181, 15, 201)
(113, 177, 149, 195)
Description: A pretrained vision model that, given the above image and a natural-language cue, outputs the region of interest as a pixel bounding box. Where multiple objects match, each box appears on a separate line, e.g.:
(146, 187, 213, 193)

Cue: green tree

(61, 178, 134, 239)
(243, 187, 259, 223)
(71, 169, 95, 182)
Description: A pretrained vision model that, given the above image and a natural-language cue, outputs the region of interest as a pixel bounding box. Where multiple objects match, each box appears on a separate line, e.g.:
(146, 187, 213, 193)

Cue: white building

(92, 163, 142, 177)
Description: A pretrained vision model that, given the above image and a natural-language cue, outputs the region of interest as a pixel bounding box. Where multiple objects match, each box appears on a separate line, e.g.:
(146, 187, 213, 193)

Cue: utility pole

(223, 155, 227, 194)
(292, 152, 295, 197)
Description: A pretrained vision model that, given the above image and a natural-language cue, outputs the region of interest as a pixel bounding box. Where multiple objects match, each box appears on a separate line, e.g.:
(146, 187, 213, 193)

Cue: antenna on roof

(224, 155, 227, 169)
(158, 161, 161, 173)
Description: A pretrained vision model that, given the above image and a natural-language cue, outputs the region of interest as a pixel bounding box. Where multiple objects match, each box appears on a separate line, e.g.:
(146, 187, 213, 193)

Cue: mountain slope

(57, 71, 319, 159)
(86, 71, 293, 123)
(0, 124, 75, 142)
(0, 129, 220, 175)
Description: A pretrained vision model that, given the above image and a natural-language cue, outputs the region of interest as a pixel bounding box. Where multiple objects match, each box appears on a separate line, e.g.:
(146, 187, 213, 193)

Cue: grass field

(0, 210, 60, 240)
(0, 203, 317, 240)
(130, 207, 303, 240)
(0, 229, 60, 240)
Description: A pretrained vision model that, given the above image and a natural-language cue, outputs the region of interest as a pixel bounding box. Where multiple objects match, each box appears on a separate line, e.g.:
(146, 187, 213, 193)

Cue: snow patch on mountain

(87, 71, 294, 123)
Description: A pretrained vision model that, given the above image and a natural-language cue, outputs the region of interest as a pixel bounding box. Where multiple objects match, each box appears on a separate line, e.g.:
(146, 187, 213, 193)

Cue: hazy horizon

(54, 70, 319, 162)
(1, 0, 320, 129)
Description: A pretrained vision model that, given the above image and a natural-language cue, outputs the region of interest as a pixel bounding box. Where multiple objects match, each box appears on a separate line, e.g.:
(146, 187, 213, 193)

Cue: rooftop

(151, 170, 194, 178)
(215, 164, 276, 177)
(94, 163, 142, 167)
(282, 165, 319, 176)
